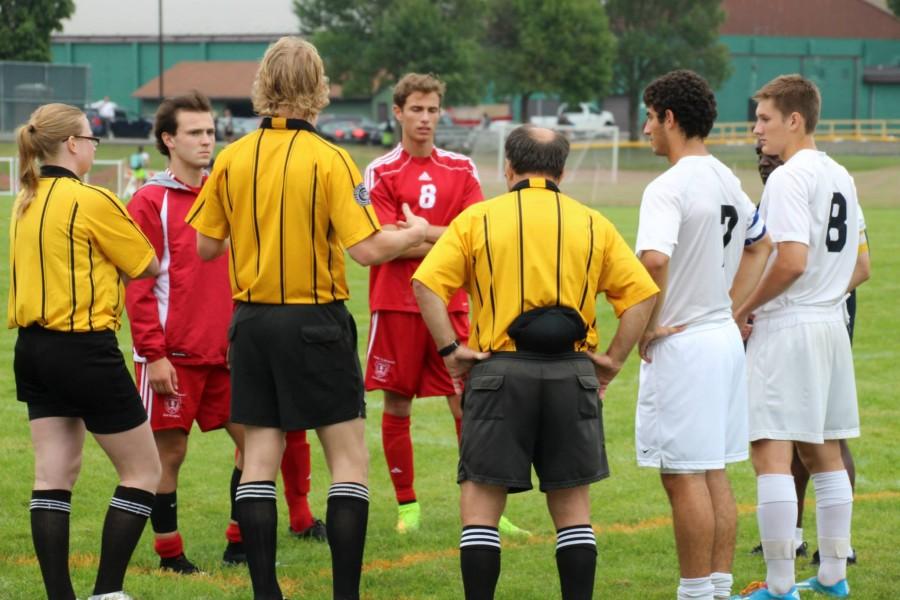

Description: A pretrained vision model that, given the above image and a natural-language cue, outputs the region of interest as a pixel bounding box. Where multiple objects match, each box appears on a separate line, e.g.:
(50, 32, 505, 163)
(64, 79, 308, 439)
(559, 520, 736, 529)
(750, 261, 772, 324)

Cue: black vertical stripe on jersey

(67, 203, 79, 331)
(224, 169, 240, 297)
(555, 193, 562, 306)
(578, 215, 595, 312)
(80, 184, 149, 239)
(10, 218, 18, 326)
(516, 191, 524, 314)
(250, 129, 266, 303)
(482, 215, 497, 351)
(279, 130, 301, 304)
(471, 256, 486, 352)
(224, 169, 234, 212)
(327, 224, 336, 301)
(87, 238, 96, 331)
(310, 164, 319, 304)
(38, 178, 61, 322)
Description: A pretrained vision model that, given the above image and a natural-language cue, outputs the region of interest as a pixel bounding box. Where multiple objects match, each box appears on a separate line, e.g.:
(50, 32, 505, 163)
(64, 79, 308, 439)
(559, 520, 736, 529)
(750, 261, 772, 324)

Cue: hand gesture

(638, 324, 686, 362)
(397, 203, 429, 244)
(586, 351, 623, 400)
(443, 345, 491, 379)
(147, 356, 179, 396)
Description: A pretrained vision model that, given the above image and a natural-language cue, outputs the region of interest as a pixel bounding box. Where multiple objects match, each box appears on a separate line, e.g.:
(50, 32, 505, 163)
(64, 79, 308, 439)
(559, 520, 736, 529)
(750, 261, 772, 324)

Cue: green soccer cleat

(498, 514, 532, 538)
(396, 501, 421, 534)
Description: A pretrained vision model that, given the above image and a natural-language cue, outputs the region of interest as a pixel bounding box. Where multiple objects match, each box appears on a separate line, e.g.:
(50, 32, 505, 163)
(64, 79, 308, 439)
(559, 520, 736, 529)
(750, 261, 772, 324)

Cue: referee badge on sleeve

(354, 183, 371, 206)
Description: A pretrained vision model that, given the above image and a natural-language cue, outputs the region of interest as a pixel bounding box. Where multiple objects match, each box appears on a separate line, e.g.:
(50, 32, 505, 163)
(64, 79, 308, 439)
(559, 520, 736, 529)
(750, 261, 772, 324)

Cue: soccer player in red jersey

(364, 73, 527, 536)
(126, 93, 324, 574)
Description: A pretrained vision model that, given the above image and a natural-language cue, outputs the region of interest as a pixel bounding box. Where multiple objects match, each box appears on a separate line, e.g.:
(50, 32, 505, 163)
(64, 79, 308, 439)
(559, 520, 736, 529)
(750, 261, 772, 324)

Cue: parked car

(319, 115, 380, 144)
(215, 115, 260, 141)
(86, 107, 153, 138)
(530, 102, 615, 129)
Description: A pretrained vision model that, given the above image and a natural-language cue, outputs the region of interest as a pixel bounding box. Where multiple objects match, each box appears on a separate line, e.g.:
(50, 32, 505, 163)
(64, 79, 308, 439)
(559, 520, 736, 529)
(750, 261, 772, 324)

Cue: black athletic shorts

(14, 326, 148, 434)
(228, 301, 366, 430)
(458, 352, 609, 492)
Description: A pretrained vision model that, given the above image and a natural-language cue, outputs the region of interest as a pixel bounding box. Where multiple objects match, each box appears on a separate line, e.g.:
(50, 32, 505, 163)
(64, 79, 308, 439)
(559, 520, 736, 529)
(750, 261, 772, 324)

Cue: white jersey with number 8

(757, 149, 859, 316)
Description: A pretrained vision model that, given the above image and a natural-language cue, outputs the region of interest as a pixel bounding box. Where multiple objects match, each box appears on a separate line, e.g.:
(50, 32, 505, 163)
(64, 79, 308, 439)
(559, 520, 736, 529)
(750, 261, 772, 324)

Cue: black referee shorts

(458, 352, 609, 493)
(228, 301, 366, 431)
(14, 326, 148, 434)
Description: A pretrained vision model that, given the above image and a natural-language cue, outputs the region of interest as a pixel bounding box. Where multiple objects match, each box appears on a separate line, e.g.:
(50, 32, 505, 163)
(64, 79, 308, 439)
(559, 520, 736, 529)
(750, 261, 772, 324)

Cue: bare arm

(587, 294, 656, 398)
(636, 250, 681, 362)
(734, 241, 807, 327)
(119, 256, 160, 284)
(413, 280, 489, 379)
(846, 249, 870, 293)
(346, 203, 428, 266)
(197, 232, 229, 261)
(380, 223, 436, 259)
(730, 233, 774, 311)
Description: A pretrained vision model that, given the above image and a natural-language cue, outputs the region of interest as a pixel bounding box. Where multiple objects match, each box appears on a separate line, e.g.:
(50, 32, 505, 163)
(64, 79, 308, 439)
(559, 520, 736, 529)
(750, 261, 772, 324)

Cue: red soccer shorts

(365, 310, 469, 399)
(135, 361, 231, 433)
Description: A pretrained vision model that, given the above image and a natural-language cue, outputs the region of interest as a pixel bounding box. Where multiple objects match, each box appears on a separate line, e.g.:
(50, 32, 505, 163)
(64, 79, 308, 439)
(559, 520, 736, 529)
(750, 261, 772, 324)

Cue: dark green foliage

(0, 0, 75, 62)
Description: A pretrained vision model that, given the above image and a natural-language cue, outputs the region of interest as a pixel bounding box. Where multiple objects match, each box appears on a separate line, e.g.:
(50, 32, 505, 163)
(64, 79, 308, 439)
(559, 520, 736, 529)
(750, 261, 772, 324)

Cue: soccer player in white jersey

(635, 70, 772, 600)
(731, 75, 862, 599)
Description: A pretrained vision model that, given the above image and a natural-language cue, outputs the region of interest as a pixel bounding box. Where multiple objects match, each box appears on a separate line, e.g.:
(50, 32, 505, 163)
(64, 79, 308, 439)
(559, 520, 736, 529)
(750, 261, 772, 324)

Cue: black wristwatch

(437, 339, 461, 357)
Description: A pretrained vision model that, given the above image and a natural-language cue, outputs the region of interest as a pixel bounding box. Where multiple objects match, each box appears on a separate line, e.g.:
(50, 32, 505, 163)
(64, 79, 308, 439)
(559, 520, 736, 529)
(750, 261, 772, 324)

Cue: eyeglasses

(66, 135, 101, 149)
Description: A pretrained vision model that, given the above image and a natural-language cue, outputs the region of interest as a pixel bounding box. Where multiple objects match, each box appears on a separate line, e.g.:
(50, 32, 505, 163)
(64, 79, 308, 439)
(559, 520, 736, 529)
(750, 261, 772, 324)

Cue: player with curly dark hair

(642, 69, 717, 141)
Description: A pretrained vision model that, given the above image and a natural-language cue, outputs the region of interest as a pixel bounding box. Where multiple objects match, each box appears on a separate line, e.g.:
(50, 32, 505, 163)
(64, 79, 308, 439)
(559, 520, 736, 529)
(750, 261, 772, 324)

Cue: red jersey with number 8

(364, 145, 482, 313)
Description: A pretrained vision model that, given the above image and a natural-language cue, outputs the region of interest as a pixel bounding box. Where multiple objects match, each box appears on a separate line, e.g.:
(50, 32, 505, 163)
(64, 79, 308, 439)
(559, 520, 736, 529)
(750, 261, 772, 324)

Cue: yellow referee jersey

(414, 178, 658, 352)
(186, 117, 381, 304)
(8, 166, 156, 332)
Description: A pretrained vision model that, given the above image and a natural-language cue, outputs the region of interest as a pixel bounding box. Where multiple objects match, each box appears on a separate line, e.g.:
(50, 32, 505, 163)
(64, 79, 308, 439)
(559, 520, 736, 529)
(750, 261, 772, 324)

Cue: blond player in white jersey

(635, 70, 772, 600)
(731, 75, 863, 600)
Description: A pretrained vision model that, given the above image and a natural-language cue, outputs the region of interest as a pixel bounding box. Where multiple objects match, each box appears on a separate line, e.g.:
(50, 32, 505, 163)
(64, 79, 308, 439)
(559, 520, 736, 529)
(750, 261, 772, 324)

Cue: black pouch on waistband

(507, 306, 587, 353)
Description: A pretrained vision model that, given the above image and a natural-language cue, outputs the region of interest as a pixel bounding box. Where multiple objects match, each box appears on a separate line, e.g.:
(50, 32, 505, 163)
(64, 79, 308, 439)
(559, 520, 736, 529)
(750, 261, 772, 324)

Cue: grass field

(0, 141, 898, 599)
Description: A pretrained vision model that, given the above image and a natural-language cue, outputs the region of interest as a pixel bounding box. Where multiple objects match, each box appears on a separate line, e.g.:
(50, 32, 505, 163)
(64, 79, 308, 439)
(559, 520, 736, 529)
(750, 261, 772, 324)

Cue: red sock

(282, 429, 314, 532)
(154, 532, 184, 558)
(382, 412, 416, 504)
(454, 416, 462, 445)
(225, 521, 242, 543)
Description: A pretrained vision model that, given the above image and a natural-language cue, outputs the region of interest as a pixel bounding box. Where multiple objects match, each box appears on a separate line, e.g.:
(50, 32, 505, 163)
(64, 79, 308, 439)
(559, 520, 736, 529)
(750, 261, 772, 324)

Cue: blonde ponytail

(14, 103, 85, 218)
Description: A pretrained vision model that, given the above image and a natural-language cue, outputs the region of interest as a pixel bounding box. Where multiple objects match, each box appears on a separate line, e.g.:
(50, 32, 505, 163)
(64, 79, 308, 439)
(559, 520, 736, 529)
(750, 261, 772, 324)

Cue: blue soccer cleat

(731, 581, 800, 599)
(795, 576, 850, 597)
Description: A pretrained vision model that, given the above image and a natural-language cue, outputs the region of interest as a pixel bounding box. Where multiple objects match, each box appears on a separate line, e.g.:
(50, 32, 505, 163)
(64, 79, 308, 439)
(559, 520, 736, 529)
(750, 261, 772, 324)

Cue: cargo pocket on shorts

(301, 325, 347, 373)
(465, 375, 505, 420)
(577, 375, 600, 419)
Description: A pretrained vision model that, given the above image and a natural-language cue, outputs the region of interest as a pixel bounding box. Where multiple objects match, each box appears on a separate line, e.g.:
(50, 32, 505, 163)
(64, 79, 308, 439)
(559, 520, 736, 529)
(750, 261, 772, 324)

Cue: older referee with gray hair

(413, 124, 658, 599)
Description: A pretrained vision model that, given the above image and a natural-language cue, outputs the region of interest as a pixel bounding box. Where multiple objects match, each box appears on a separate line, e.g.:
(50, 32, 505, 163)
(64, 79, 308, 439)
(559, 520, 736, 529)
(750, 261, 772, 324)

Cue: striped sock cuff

(235, 481, 277, 503)
(460, 525, 501, 551)
(109, 486, 154, 518)
(556, 525, 596, 552)
(328, 482, 369, 503)
(30, 489, 72, 513)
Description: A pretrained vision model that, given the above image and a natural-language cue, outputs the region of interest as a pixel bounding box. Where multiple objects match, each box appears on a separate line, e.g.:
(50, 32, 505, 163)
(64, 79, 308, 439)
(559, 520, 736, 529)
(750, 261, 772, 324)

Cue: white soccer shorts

(636, 319, 749, 470)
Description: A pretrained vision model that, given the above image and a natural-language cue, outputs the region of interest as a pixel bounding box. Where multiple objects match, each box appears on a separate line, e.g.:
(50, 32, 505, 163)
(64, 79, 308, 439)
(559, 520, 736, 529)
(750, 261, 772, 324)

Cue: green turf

(0, 145, 898, 599)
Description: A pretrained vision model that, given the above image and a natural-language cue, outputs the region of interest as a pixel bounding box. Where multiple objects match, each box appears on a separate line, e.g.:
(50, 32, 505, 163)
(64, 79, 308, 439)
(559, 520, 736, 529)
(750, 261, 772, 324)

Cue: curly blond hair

(252, 37, 330, 119)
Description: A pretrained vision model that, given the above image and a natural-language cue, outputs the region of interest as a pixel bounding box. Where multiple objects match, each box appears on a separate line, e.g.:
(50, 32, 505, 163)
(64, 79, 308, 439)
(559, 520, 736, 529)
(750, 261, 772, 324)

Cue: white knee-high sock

(813, 470, 853, 586)
(757, 474, 797, 595)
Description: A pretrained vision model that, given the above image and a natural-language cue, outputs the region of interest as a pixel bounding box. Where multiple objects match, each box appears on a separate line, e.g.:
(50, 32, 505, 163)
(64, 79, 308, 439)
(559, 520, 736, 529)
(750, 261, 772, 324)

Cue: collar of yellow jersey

(260, 117, 317, 133)
(40, 165, 80, 180)
(511, 177, 560, 193)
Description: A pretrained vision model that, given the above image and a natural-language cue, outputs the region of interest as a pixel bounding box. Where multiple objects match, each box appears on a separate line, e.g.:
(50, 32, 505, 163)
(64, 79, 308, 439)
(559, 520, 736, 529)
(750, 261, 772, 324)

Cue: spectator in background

(92, 95, 117, 138)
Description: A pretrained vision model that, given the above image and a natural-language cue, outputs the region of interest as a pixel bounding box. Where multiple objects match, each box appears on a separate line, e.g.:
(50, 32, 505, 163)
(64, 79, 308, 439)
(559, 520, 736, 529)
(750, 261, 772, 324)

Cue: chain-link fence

(0, 61, 90, 132)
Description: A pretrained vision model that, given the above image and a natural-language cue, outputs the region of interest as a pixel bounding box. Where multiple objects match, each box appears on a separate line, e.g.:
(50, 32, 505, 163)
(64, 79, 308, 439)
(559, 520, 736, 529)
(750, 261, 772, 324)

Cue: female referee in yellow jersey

(10, 103, 162, 600)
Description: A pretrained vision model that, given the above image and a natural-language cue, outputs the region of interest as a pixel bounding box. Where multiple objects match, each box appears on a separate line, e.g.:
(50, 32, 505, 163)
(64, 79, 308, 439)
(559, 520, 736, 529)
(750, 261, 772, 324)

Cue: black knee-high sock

(150, 491, 178, 534)
(236, 481, 282, 600)
(31, 490, 76, 600)
(555, 525, 597, 600)
(230, 467, 242, 522)
(459, 525, 501, 600)
(326, 483, 370, 600)
(93, 486, 154, 595)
